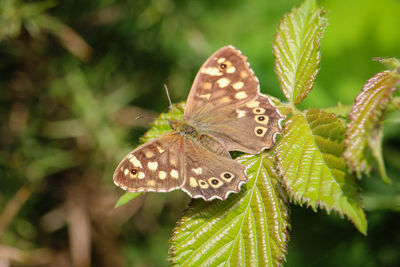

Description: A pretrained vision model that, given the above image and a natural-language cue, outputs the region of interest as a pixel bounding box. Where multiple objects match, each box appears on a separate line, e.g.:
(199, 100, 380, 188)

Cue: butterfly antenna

(164, 84, 174, 112)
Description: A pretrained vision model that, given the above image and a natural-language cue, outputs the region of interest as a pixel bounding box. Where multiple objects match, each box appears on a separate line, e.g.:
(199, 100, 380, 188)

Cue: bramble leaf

(343, 71, 399, 183)
(275, 109, 367, 234)
(169, 154, 290, 266)
(115, 192, 142, 208)
(273, 0, 327, 105)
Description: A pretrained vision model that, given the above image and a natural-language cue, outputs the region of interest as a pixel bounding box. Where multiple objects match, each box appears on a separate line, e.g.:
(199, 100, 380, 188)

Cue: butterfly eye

(131, 168, 138, 175)
(220, 63, 227, 69)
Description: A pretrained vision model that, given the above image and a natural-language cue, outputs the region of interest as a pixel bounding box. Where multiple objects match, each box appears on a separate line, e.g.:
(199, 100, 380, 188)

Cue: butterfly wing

(113, 131, 247, 200)
(181, 137, 247, 201)
(185, 46, 283, 154)
(184, 46, 259, 118)
(113, 132, 185, 193)
(203, 94, 283, 154)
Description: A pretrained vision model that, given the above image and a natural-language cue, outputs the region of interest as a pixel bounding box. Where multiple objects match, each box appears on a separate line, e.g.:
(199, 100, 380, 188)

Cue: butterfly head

(168, 119, 178, 131)
(169, 119, 198, 137)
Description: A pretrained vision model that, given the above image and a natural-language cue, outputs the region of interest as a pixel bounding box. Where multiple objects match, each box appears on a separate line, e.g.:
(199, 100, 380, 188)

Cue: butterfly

(113, 46, 283, 201)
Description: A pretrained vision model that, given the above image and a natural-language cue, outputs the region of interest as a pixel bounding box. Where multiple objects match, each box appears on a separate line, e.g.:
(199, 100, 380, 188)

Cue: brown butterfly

(113, 46, 283, 201)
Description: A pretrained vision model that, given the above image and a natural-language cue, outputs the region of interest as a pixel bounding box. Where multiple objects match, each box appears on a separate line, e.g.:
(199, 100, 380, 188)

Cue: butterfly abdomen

(197, 134, 231, 158)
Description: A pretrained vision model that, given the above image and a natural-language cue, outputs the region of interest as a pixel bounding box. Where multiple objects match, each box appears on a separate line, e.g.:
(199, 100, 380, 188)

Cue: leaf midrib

(225, 156, 264, 266)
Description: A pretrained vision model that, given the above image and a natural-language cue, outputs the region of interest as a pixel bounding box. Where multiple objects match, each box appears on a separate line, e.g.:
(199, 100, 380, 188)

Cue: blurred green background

(0, 0, 399, 266)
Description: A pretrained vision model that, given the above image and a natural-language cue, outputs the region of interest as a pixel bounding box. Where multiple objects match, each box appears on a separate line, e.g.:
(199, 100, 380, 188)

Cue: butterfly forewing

(185, 46, 260, 119)
(113, 133, 185, 193)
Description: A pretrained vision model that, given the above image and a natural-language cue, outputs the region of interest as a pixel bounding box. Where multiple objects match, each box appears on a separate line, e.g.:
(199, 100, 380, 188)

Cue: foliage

(120, 0, 398, 264)
(343, 69, 399, 183)
(169, 154, 289, 266)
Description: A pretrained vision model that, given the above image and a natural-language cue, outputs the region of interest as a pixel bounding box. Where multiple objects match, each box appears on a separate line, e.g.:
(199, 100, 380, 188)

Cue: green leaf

(373, 57, 400, 70)
(169, 154, 290, 266)
(275, 109, 367, 234)
(115, 192, 142, 208)
(140, 102, 185, 143)
(343, 71, 399, 183)
(273, 0, 327, 105)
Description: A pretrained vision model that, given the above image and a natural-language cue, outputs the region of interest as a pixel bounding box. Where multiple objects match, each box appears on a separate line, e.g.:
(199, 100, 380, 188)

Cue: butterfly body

(169, 120, 198, 137)
(114, 46, 283, 201)
(169, 119, 229, 157)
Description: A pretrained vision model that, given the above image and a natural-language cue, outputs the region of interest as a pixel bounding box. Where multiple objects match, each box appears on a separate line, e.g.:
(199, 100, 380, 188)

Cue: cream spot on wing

(252, 107, 265, 114)
(232, 81, 244, 90)
(219, 96, 231, 104)
(147, 180, 155, 186)
(157, 146, 165, 153)
(209, 177, 224, 188)
(169, 157, 177, 166)
(203, 82, 212, 90)
(144, 150, 154, 158)
(217, 57, 226, 63)
(255, 126, 267, 137)
(148, 161, 158, 171)
(124, 169, 129, 176)
(138, 172, 145, 179)
(246, 101, 260, 108)
(129, 155, 142, 168)
(255, 115, 269, 125)
(226, 66, 236, 73)
(170, 169, 179, 179)
(192, 167, 202, 175)
(202, 67, 223, 76)
(199, 93, 211, 100)
(189, 177, 198, 187)
(236, 109, 246, 118)
(235, 91, 248, 99)
(158, 171, 167, 180)
(198, 180, 209, 189)
(216, 78, 230, 88)
(120, 166, 123, 171)
(240, 71, 248, 78)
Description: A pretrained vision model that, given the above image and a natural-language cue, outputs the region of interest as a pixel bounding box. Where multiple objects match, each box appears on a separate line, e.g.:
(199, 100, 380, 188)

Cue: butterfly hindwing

(113, 133, 185, 193)
(205, 94, 283, 154)
(181, 137, 247, 201)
